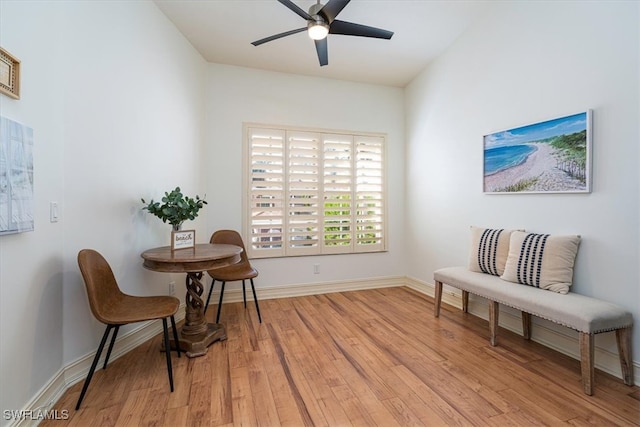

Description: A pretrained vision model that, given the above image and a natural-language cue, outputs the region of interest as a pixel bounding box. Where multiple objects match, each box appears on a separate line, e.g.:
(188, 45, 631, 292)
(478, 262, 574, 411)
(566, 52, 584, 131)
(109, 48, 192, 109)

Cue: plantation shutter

(355, 135, 385, 252)
(323, 134, 354, 254)
(286, 131, 321, 256)
(247, 127, 285, 257)
(245, 124, 386, 258)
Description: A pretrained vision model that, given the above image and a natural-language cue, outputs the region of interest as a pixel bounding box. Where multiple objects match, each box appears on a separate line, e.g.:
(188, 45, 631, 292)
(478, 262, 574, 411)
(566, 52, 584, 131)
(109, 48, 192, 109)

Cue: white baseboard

(404, 276, 640, 382)
(205, 275, 406, 304)
(14, 275, 637, 426)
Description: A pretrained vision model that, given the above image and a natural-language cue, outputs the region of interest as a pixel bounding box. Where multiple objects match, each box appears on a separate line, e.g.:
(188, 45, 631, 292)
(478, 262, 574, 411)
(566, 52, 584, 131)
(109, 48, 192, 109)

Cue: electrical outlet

(313, 264, 320, 274)
(169, 281, 176, 295)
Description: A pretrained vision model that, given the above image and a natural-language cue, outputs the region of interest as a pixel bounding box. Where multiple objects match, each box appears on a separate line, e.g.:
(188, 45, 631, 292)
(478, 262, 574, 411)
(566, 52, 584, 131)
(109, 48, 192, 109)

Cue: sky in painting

(484, 112, 588, 148)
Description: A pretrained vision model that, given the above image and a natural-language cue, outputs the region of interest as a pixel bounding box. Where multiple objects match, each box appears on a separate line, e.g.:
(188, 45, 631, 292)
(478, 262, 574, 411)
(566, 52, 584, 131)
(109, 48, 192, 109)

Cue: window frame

(243, 123, 388, 259)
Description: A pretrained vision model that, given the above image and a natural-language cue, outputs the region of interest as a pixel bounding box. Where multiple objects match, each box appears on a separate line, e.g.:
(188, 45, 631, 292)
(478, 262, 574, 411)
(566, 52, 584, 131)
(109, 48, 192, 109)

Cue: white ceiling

(154, 0, 494, 88)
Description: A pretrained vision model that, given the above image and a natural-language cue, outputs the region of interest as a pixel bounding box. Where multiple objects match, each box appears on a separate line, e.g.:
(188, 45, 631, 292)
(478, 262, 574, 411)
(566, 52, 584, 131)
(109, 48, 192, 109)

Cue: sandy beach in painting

(484, 142, 586, 192)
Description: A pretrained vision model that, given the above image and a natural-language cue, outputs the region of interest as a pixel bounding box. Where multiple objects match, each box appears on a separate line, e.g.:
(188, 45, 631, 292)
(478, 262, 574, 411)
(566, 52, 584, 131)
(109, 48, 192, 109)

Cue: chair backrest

(77, 249, 125, 325)
(209, 230, 250, 265)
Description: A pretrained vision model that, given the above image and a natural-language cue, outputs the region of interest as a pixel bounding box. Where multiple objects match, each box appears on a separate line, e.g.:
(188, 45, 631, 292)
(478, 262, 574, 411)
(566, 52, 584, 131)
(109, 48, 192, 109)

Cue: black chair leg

(76, 324, 114, 410)
(102, 325, 120, 369)
(215, 281, 226, 323)
(170, 315, 181, 357)
(204, 280, 215, 315)
(250, 279, 262, 323)
(242, 280, 247, 308)
(162, 318, 174, 392)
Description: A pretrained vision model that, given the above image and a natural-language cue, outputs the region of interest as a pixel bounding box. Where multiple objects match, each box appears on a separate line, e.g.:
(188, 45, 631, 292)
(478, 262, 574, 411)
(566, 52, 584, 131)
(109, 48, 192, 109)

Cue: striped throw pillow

(501, 231, 581, 294)
(468, 227, 517, 276)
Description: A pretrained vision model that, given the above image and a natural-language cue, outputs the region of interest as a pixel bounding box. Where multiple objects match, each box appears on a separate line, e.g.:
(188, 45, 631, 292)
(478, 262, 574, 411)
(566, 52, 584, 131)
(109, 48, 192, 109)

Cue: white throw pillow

(501, 231, 581, 294)
(468, 226, 518, 276)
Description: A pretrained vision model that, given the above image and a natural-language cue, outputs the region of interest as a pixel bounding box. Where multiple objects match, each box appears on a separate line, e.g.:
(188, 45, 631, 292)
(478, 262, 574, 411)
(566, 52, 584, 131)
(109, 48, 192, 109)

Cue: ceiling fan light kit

(252, 0, 393, 66)
(308, 20, 329, 40)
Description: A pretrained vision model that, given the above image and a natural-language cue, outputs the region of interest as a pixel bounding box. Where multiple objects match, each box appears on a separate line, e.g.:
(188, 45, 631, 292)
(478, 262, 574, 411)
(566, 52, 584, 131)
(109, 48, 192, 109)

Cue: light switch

(50, 201, 59, 222)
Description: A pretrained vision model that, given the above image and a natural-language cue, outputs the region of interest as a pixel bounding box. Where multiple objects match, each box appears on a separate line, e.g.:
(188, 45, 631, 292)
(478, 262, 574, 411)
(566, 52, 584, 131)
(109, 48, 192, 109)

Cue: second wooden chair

(204, 230, 262, 323)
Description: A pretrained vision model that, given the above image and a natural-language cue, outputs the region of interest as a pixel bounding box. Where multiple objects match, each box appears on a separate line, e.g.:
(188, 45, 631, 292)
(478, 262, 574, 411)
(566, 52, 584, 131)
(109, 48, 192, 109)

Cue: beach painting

(483, 111, 591, 194)
(0, 116, 34, 235)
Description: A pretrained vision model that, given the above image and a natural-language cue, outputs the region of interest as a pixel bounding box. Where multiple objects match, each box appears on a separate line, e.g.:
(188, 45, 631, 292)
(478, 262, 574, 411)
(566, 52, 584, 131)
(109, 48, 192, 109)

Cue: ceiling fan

(251, 0, 394, 67)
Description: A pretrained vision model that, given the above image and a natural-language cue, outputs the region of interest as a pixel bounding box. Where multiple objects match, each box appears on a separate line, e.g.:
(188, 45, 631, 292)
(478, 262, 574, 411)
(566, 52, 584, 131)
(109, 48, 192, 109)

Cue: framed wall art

(1, 116, 34, 235)
(171, 229, 195, 251)
(0, 48, 20, 100)
(483, 111, 592, 194)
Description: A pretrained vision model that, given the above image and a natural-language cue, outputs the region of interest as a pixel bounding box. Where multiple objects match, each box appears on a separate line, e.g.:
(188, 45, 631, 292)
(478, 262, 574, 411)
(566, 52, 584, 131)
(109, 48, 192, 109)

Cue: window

(244, 124, 386, 258)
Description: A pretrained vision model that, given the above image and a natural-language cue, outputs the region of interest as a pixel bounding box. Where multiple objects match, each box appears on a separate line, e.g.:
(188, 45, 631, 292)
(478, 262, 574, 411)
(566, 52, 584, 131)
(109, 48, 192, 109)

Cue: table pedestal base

(142, 244, 242, 358)
(165, 323, 227, 358)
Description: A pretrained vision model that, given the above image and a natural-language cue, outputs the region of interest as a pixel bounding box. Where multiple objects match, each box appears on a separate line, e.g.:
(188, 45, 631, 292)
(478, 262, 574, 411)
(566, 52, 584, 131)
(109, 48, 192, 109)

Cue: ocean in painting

(484, 144, 537, 176)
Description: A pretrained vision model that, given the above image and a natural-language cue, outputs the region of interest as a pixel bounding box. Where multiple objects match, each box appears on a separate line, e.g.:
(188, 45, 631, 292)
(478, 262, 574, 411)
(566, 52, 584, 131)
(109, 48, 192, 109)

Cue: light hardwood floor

(44, 287, 639, 426)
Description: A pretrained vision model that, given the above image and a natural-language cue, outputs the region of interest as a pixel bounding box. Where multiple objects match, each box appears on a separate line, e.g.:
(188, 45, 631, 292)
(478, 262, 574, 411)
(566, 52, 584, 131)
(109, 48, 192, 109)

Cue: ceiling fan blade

(329, 20, 393, 39)
(277, 0, 312, 20)
(318, 0, 350, 23)
(314, 38, 328, 66)
(252, 27, 307, 46)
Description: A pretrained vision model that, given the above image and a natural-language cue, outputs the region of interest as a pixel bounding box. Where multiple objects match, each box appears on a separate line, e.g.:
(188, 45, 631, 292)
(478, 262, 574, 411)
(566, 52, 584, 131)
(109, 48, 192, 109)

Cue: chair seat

(208, 263, 258, 282)
(100, 295, 179, 325)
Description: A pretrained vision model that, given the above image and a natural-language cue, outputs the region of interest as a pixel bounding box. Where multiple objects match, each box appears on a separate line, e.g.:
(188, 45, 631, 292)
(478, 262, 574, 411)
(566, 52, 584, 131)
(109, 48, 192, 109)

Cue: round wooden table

(141, 243, 242, 357)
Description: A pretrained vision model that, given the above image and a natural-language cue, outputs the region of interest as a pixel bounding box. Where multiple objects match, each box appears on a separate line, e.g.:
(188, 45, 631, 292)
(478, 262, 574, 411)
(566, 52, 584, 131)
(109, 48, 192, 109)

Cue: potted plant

(141, 187, 207, 231)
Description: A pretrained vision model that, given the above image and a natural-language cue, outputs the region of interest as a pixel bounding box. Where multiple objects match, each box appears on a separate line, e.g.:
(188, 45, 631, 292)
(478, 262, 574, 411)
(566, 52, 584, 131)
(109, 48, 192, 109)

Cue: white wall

(0, 2, 67, 417)
(405, 1, 639, 366)
(0, 0, 206, 420)
(203, 64, 406, 288)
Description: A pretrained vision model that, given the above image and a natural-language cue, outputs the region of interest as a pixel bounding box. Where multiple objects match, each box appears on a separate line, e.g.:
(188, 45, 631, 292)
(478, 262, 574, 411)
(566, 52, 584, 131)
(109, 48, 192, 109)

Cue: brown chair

(204, 230, 262, 323)
(75, 249, 181, 410)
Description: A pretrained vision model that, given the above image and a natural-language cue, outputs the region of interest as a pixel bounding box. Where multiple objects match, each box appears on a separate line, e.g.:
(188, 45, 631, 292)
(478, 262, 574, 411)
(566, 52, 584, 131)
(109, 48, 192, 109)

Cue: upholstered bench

(433, 227, 634, 395)
(434, 266, 634, 395)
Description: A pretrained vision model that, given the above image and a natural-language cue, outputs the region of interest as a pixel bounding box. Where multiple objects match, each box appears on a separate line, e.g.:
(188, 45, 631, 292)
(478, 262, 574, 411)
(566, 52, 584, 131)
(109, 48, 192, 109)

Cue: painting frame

(483, 110, 592, 194)
(0, 48, 20, 100)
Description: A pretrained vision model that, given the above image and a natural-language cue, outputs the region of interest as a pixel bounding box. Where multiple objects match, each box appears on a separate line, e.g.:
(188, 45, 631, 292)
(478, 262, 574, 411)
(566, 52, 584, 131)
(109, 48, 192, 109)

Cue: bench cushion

(434, 266, 632, 334)
(468, 227, 518, 276)
(501, 232, 580, 294)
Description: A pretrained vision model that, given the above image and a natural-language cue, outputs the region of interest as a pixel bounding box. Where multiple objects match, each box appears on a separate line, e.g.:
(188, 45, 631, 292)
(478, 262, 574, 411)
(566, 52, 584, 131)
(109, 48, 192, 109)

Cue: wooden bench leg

(434, 281, 443, 318)
(462, 290, 469, 313)
(522, 312, 531, 340)
(616, 327, 634, 386)
(579, 332, 594, 395)
(489, 301, 499, 346)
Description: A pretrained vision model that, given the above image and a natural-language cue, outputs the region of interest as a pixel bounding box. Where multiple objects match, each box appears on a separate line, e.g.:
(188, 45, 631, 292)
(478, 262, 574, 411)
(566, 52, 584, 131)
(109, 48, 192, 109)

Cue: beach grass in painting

(483, 111, 591, 193)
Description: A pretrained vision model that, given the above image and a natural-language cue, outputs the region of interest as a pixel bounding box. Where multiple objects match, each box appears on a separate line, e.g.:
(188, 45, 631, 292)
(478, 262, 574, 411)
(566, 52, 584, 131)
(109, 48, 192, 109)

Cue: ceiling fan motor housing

(308, 3, 326, 19)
